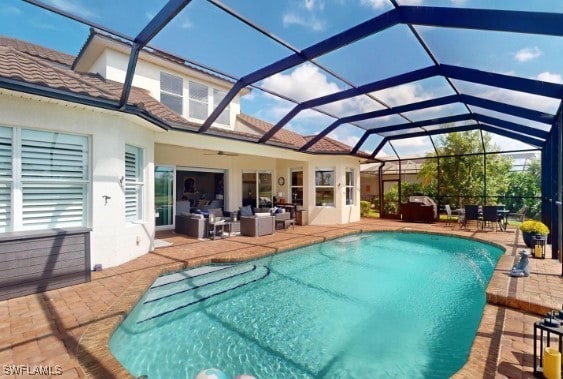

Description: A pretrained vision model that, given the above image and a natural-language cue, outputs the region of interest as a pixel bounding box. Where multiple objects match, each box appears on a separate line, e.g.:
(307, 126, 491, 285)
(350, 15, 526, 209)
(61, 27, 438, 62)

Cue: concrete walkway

(0, 218, 561, 378)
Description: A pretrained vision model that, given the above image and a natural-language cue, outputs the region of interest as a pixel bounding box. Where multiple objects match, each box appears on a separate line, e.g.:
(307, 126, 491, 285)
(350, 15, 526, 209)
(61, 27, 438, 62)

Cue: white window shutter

(125, 145, 143, 222)
(19, 129, 88, 229)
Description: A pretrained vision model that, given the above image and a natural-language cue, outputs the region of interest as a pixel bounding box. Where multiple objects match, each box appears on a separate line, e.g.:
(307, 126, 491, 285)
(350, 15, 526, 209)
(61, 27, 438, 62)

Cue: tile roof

(0, 36, 74, 67)
(0, 35, 356, 155)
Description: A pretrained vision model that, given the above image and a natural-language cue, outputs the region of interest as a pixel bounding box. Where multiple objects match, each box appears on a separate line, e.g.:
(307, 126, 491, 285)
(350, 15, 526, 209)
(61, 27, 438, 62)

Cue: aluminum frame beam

(119, 0, 194, 107)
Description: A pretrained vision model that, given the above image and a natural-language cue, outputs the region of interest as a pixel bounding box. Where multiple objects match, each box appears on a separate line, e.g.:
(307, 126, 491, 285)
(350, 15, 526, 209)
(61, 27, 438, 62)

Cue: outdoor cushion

(240, 205, 253, 217)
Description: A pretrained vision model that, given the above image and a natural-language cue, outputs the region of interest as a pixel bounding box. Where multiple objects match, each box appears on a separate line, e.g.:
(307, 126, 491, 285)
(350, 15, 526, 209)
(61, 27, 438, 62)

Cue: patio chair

(240, 215, 275, 237)
(481, 205, 500, 231)
(463, 205, 481, 229)
(507, 205, 527, 226)
(444, 204, 453, 226)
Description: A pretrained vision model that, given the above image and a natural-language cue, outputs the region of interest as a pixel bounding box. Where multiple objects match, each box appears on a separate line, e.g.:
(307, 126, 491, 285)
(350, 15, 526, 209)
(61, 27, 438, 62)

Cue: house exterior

(0, 31, 361, 296)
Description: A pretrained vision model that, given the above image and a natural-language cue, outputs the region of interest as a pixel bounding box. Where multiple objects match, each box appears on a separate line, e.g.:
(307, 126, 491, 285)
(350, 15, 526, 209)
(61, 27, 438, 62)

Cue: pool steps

(149, 264, 235, 289)
(134, 264, 270, 324)
(143, 264, 257, 304)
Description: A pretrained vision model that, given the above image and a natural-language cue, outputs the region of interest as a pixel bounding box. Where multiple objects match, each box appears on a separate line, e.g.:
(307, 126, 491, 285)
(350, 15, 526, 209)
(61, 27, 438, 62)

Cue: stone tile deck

(0, 218, 561, 378)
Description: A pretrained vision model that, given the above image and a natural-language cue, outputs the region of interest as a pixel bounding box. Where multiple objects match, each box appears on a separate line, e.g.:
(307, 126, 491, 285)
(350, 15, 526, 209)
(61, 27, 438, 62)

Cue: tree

(502, 159, 541, 218)
(418, 130, 512, 208)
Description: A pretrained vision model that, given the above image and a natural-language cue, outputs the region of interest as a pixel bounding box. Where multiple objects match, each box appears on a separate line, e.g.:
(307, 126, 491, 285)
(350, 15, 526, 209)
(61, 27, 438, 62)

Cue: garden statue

(510, 250, 530, 277)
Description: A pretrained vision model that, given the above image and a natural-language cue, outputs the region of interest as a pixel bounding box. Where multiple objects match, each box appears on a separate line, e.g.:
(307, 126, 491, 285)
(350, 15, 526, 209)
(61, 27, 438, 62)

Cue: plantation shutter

(20, 129, 88, 229)
(125, 145, 143, 222)
(0, 126, 12, 232)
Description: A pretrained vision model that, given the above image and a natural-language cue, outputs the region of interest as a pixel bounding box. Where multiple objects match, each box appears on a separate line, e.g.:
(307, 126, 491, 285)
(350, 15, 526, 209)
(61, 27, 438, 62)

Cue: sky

(1, 0, 562, 159)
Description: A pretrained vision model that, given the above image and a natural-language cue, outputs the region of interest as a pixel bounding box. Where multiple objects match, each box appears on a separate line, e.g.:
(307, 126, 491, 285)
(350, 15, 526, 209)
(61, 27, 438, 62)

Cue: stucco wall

(0, 90, 158, 269)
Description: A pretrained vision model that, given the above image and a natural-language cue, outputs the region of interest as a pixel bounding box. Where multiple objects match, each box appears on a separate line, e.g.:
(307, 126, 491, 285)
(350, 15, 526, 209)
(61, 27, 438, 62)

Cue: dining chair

(463, 205, 481, 229)
(444, 204, 453, 226)
(481, 205, 500, 231)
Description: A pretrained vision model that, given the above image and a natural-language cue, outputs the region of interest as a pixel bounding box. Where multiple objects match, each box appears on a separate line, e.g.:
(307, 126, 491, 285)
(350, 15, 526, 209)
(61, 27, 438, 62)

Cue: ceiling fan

(203, 150, 239, 156)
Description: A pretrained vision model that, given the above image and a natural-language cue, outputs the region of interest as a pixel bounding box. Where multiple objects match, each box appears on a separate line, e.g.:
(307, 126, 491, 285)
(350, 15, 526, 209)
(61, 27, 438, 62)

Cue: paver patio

(1, 218, 562, 378)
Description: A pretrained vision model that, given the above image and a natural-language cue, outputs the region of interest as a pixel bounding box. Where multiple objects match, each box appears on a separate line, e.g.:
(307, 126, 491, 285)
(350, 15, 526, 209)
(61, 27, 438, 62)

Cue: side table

(208, 221, 230, 240)
(533, 318, 563, 377)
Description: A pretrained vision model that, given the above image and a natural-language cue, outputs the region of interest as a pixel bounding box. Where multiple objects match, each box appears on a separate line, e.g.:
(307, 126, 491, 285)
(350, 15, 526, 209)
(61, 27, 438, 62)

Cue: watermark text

(2, 364, 63, 376)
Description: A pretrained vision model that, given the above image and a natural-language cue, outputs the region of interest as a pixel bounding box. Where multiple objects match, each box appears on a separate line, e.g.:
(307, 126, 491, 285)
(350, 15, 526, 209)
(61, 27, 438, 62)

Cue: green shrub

(360, 201, 371, 217)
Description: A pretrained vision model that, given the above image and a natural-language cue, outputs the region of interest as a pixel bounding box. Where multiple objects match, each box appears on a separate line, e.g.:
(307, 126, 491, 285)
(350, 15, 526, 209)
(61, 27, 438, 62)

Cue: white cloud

(0, 4, 21, 16)
(283, 0, 327, 31)
(536, 71, 562, 84)
(370, 83, 432, 107)
(305, 0, 325, 11)
(283, 12, 326, 31)
(514, 47, 542, 62)
(262, 63, 342, 103)
(329, 129, 360, 147)
(359, 0, 388, 9)
(45, 0, 97, 19)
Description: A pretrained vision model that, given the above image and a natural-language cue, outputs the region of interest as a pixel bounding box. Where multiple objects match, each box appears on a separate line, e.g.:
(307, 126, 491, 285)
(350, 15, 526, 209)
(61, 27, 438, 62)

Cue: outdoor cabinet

(0, 228, 91, 301)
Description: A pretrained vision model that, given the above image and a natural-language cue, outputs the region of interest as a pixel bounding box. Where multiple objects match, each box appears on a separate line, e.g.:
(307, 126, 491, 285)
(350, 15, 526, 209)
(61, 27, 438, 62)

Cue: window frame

(315, 167, 335, 207)
(213, 88, 230, 126)
(160, 72, 183, 115)
(290, 168, 303, 206)
(345, 167, 355, 206)
(188, 81, 209, 121)
(0, 126, 90, 233)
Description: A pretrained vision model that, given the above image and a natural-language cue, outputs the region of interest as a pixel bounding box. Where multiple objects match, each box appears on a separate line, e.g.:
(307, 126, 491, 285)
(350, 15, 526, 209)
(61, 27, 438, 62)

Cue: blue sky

(1, 0, 562, 158)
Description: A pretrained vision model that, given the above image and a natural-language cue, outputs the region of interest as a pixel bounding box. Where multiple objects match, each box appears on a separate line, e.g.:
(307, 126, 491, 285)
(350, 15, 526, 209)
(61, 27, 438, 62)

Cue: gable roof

(0, 35, 355, 155)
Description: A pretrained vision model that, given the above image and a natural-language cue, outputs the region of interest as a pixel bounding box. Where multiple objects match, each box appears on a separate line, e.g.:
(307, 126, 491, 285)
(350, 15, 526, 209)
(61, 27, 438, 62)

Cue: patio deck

(1, 218, 562, 378)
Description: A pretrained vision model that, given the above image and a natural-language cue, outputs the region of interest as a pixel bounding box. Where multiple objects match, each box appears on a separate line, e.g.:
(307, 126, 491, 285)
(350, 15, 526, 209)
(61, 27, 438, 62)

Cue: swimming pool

(110, 232, 503, 378)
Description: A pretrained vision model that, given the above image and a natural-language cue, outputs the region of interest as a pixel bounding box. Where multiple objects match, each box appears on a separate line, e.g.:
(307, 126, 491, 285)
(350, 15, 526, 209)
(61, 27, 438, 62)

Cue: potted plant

(519, 220, 549, 247)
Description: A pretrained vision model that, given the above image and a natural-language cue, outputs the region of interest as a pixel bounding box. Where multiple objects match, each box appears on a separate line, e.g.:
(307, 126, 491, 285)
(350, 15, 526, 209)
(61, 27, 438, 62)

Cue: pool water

(110, 232, 503, 378)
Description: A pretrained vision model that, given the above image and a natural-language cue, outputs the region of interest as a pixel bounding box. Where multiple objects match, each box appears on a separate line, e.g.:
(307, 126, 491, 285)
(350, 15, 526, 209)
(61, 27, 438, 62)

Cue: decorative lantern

(531, 234, 546, 259)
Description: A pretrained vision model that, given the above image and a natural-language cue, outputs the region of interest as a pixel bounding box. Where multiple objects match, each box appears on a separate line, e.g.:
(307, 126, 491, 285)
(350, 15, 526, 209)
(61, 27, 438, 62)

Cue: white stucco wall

(0, 90, 158, 269)
(306, 156, 362, 225)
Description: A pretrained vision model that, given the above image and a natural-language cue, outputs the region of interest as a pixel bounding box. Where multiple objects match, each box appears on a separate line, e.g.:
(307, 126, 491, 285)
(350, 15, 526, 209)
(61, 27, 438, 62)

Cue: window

(160, 72, 183, 114)
(315, 168, 334, 206)
(290, 169, 303, 205)
(125, 145, 144, 222)
(189, 81, 208, 120)
(242, 171, 272, 208)
(346, 168, 355, 205)
(213, 89, 230, 125)
(0, 126, 89, 233)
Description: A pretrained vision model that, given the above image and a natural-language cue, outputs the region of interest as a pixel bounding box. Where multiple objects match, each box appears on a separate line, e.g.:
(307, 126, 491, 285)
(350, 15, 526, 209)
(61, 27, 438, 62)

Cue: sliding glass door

(155, 166, 174, 228)
(242, 171, 272, 208)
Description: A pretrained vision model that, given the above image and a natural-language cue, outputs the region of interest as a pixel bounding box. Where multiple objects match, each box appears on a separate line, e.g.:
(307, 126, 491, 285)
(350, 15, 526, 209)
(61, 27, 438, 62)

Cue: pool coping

(76, 227, 559, 378)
